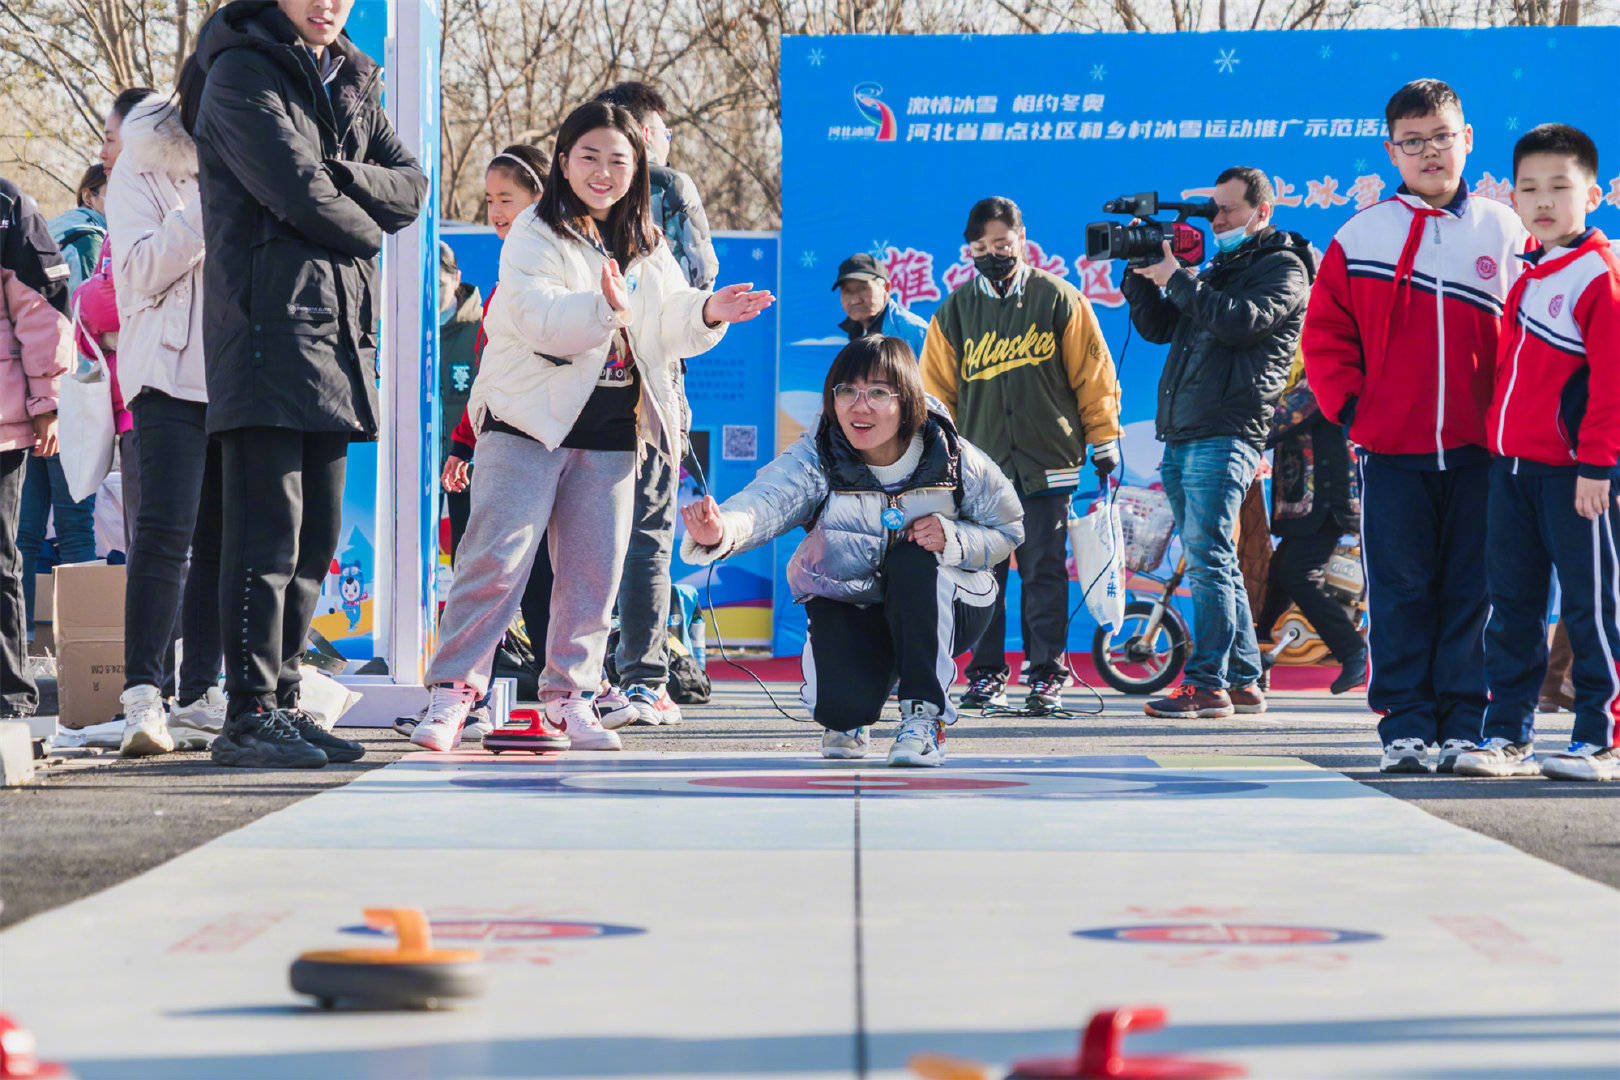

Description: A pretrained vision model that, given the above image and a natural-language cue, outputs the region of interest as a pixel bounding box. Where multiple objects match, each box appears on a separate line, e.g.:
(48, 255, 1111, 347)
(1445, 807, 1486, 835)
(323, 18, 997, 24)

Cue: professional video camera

(1084, 192, 1217, 268)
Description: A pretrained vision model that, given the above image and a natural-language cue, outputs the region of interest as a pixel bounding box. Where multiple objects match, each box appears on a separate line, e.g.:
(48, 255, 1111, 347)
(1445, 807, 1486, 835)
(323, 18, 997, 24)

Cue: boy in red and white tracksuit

(1457, 124, 1620, 783)
(1303, 79, 1530, 774)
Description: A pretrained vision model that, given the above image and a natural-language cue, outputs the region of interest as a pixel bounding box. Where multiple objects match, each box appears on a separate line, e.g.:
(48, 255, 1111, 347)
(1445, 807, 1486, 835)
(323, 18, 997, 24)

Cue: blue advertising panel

(779, 26, 1620, 657)
(675, 233, 779, 646)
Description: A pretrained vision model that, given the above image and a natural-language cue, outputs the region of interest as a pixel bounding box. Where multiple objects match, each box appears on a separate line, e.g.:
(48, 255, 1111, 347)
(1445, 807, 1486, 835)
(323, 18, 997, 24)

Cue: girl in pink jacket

(0, 174, 73, 717)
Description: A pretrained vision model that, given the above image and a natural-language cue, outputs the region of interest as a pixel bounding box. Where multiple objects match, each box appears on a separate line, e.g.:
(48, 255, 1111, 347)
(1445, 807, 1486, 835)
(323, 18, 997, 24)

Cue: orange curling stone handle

(297, 908, 481, 966)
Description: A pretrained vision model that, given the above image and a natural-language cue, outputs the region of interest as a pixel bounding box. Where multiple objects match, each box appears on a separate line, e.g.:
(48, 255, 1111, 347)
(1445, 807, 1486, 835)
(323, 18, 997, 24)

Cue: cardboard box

(54, 562, 125, 729)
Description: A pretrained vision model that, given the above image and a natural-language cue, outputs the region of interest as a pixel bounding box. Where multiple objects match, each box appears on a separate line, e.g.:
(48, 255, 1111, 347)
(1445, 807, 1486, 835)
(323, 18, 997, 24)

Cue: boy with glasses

(1303, 79, 1530, 774)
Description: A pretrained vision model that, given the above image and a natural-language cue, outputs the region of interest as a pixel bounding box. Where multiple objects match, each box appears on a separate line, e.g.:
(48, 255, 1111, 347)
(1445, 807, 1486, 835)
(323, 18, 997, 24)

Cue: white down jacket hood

(471, 207, 724, 459)
(107, 94, 207, 404)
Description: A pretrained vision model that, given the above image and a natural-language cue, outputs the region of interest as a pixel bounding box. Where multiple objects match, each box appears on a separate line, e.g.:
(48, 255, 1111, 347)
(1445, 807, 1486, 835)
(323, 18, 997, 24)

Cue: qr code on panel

(722, 425, 758, 462)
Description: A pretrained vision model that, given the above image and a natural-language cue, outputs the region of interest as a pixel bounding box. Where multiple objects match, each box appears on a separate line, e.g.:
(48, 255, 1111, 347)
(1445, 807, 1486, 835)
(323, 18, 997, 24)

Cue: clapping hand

(702, 283, 775, 326)
(682, 495, 725, 548)
(601, 258, 631, 316)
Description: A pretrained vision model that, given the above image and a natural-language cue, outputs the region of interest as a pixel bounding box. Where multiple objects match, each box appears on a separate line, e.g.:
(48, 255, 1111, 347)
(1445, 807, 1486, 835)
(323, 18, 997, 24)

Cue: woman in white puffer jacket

(412, 100, 772, 753)
(105, 81, 224, 757)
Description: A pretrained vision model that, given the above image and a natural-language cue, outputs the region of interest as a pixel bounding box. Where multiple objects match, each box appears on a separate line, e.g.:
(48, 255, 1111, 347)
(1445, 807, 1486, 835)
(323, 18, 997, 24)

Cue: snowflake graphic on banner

(1473, 173, 1514, 205)
(1090, 63, 1106, 81)
(880, 246, 941, 307)
(1214, 49, 1240, 74)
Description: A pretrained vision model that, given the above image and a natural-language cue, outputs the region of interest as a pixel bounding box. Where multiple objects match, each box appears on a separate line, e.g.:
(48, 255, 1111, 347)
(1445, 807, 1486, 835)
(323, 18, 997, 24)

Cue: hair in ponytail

(487, 143, 546, 198)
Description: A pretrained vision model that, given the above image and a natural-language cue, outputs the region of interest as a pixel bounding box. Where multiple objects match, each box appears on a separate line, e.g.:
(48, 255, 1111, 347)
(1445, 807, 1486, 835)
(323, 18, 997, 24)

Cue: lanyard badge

(881, 506, 906, 530)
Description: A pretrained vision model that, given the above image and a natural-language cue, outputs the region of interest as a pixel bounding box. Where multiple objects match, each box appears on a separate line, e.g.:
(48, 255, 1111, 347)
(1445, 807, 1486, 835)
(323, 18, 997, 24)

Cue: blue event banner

(776, 26, 1620, 656)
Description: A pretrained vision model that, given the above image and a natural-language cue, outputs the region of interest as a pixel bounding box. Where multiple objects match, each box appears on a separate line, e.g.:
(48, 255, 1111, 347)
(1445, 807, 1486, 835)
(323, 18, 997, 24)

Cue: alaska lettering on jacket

(960, 324, 1058, 382)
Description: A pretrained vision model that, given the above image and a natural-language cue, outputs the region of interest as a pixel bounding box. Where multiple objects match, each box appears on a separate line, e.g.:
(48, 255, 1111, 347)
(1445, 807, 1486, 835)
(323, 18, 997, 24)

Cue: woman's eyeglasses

(833, 384, 898, 409)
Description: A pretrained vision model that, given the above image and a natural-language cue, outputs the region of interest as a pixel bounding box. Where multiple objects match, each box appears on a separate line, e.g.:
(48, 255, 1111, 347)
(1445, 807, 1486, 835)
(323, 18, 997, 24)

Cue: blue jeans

(17, 453, 98, 627)
(1160, 437, 1263, 690)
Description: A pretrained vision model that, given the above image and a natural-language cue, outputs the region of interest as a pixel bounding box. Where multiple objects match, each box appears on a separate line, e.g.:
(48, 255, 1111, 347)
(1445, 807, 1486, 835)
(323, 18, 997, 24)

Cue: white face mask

(1214, 207, 1258, 254)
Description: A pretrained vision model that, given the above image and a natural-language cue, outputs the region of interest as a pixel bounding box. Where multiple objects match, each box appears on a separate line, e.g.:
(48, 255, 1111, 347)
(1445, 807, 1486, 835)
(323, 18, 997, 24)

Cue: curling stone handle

(1078, 1006, 1167, 1073)
(363, 908, 432, 954)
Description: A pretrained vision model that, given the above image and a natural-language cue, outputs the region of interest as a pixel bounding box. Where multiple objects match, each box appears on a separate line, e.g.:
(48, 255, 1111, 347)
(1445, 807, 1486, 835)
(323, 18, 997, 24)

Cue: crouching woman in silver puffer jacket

(682, 335, 1023, 766)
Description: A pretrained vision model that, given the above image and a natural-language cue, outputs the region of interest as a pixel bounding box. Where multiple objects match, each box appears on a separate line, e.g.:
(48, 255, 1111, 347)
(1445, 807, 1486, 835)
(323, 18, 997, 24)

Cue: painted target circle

(450, 769, 1268, 799)
(686, 774, 1028, 792)
(1074, 923, 1383, 946)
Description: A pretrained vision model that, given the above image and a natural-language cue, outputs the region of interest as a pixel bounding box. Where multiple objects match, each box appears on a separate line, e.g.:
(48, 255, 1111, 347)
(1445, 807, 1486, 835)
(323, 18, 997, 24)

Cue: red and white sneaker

(411, 683, 476, 752)
(547, 696, 622, 750)
(625, 683, 683, 726)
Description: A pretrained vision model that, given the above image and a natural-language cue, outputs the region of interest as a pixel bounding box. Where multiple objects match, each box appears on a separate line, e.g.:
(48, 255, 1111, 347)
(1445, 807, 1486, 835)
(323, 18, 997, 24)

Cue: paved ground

(3, 678, 1616, 931)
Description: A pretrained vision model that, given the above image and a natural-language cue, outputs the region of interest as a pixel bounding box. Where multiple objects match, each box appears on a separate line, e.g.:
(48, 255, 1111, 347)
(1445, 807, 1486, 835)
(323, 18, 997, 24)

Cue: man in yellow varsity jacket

(921, 196, 1123, 715)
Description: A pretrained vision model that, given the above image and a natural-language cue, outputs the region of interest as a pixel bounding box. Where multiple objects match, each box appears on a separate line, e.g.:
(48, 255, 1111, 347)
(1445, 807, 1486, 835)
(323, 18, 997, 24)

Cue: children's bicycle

(1088, 487, 1191, 695)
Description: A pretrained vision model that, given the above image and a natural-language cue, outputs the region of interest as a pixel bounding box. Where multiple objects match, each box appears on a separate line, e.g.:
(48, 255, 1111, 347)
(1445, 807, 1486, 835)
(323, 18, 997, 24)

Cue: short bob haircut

(822, 335, 929, 444)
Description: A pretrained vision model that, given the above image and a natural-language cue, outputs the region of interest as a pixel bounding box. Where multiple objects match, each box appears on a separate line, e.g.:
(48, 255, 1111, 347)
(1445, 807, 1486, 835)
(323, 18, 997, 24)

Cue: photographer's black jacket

(1123, 227, 1315, 451)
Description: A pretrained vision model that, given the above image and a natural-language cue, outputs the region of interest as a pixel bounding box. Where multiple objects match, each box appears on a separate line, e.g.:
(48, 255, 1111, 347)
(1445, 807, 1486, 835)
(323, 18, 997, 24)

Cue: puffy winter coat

(107, 97, 207, 405)
(191, 0, 427, 437)
(681, 403, 1024, 606)
(47, 206, 106, 295)
(0, 176, 72, 451)
(649, 166, 717, 290)
(0, 178, 71, 450)
(472, 209, 723, 462)
(1123, 226, 1316, 451)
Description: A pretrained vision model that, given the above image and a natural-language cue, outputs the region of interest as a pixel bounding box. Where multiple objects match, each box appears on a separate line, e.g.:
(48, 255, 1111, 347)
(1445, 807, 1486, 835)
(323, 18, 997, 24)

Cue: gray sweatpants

(426, 432, 634, 698)
(614, 441, 677, 688)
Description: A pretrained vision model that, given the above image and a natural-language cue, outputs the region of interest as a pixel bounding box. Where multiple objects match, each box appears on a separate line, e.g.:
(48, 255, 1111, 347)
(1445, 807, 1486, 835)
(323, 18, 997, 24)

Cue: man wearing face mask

(921, 196, 1122, 716)
(1121, 166, 1316, 721)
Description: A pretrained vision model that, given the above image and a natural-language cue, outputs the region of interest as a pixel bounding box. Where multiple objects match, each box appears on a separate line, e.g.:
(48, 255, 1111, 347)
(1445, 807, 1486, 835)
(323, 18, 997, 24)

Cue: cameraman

(1120, 167, 1315, 720)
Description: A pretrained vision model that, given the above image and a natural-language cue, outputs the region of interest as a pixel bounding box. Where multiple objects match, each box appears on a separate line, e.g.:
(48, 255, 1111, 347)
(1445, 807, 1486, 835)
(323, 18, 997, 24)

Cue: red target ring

(686, 774, 1028, 792)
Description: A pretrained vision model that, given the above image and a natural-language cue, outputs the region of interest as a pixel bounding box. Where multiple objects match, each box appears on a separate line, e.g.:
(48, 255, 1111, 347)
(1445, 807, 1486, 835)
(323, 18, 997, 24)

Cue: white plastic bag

(297, 666, 364, 731)
(1069, 495, 1127, 631)
(59, 300, 116, 503)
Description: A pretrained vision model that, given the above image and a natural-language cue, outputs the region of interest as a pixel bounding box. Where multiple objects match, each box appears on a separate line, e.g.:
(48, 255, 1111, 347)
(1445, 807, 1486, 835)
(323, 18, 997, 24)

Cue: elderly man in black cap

(834, 253, 929, 357)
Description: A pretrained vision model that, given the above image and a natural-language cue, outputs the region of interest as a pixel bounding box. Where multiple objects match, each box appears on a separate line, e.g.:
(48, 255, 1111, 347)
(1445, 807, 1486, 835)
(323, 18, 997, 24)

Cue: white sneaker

(119, 685, 174, 757)
(887, 702, 946, 767)
(1379, 738, 1432, 774)
(821, 727, 870, 759)
(168, 687, 226, 750)
(625, 684, 682, 726)
(1435, 738, 1477, 774)
(461, 713, 495, 742)
(547, 696, 622, 750)
(1540, 741, 1619, 782)
(593, 685, 640, 730)
(411, 683, 477, 752)
(1454, 738, 1541, 778)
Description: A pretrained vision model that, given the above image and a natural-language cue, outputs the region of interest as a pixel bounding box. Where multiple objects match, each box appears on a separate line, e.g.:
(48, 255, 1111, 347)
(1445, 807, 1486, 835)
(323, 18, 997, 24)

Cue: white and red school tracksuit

(1483, 228, 1620, 749)
(1303, 185, 1529, 747)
